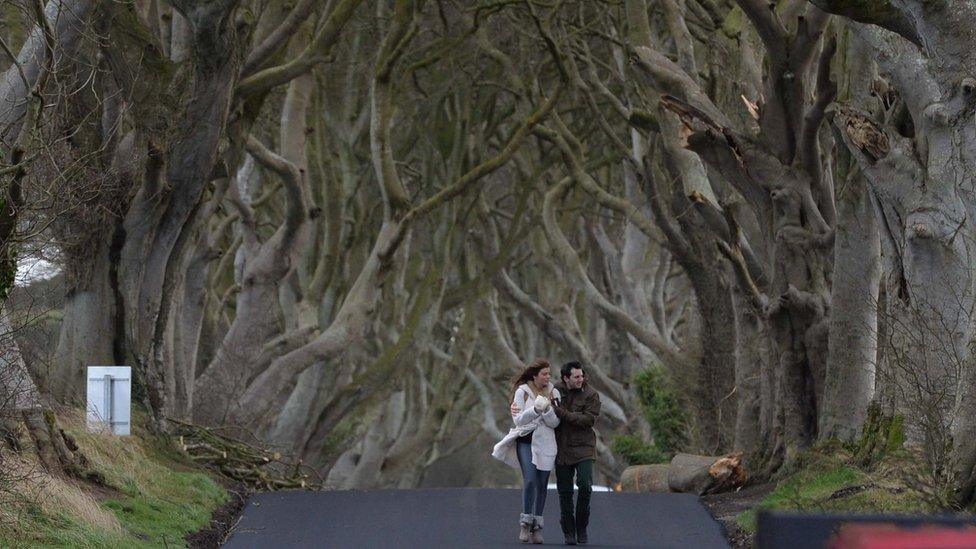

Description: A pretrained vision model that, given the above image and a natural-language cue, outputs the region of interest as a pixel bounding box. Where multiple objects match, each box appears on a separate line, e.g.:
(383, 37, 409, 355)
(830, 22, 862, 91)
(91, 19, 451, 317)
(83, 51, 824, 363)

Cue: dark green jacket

(553, 382, 601, 465)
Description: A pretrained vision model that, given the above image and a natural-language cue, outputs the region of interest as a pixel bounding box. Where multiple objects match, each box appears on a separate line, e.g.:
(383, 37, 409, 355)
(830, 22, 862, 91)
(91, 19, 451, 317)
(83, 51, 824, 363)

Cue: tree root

(0, 407, 103, 485)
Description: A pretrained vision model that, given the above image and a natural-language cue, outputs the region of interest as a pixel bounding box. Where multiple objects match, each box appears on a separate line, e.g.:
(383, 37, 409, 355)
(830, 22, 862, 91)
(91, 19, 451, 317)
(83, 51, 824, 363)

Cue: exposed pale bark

(668, 452, 747, 495)
(820, 173, 880, 441)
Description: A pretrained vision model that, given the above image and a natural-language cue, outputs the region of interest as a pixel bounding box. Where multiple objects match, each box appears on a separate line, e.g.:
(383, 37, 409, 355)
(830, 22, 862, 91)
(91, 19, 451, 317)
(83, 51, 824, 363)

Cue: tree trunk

(667, 452, 747, 495)
(162, 215, 220, 419)
(52, 241, 117, 402)
(810, 0, 976, 503)
(227, 220, 401, 426)
(732, 291, 763, 456)
(685, 266, 737, 453)
(619, 464, 670, 492)
(116, 3, 244, 424)
(820, 180, 880, 441)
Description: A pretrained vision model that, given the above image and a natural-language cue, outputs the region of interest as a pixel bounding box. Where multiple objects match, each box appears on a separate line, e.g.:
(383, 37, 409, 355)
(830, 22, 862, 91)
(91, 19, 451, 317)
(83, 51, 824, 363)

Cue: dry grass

(1, 407, 227, 548)
(1, 455, 122, 533)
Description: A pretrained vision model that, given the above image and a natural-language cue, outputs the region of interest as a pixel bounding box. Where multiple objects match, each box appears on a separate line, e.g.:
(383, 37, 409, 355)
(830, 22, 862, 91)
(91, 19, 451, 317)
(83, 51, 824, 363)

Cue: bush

(611, 434, 666, 466)
(633, 368, 689, 454)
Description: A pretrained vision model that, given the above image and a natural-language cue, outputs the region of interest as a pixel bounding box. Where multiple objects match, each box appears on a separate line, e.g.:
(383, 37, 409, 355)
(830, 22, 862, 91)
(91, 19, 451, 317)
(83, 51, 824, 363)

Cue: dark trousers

(556, 459, 593, 535)
(516, 441, 550, 515)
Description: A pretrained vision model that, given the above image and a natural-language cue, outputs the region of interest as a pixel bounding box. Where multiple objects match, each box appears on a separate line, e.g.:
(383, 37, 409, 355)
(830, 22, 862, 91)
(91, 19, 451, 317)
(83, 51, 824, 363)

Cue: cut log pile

(618, 453, 747, 495)
(619, 463, 670, 492)
(168, 417, 320, 491)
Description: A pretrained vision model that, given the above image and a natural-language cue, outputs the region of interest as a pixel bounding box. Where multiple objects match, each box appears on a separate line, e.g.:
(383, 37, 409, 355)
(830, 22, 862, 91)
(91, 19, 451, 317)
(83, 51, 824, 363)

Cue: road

(223, 488, 730, 548)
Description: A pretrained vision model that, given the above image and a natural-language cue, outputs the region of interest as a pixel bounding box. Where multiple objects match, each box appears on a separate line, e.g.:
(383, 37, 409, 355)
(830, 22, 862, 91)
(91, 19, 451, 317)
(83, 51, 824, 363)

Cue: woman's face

(533, 367, 551, 386)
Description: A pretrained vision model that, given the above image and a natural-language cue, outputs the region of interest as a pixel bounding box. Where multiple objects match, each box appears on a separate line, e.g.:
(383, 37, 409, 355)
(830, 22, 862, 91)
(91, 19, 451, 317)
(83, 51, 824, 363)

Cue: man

(553, 361, 601, 545)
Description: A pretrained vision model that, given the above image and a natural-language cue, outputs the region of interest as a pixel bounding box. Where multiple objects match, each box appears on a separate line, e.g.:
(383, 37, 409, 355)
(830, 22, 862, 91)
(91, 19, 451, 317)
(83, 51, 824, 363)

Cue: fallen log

(619, 464, 671, 492)
(667, 452, 747, 495)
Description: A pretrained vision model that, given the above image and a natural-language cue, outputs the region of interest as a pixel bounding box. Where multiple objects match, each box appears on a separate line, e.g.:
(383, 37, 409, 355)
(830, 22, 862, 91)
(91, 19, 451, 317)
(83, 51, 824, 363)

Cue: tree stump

(667, 452, 747, 495)
(618, 464, 671, 492)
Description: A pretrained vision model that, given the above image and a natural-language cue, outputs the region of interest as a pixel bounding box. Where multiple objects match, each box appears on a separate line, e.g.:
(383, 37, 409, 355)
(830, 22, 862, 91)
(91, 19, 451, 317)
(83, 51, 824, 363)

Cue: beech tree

(810, 0, 976, 504)
(11, 0, 976, 494)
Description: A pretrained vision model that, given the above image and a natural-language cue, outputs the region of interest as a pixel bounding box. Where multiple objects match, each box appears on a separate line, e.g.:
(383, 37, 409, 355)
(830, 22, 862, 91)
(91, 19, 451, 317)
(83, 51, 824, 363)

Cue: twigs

(167, 416, 321, 491)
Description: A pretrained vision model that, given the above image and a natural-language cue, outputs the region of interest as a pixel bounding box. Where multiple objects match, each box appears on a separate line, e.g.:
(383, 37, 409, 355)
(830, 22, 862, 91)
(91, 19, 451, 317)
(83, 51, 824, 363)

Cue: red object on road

(829, 523, 976, 548)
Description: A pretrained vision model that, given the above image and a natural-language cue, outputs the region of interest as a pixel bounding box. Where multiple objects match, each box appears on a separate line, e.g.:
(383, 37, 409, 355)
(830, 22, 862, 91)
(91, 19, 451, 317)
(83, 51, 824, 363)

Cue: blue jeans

(516, 440, 549, 515)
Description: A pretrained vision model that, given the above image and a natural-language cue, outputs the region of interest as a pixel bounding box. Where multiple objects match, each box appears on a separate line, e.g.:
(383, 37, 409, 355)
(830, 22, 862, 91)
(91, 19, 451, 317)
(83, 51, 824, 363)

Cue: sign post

(86, 366, 131, 435)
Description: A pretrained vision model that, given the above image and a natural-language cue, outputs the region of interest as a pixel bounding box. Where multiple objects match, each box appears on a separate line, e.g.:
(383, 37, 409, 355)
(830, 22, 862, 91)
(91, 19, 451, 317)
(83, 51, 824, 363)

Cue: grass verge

(735, 446, 931, 533)
(1, 407, 228, 548)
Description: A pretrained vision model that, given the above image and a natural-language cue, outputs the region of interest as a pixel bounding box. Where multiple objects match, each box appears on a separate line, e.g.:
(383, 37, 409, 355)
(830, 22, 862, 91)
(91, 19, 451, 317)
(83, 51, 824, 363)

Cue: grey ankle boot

(530, 515, 544, 544)
(519, 513, 534, 543)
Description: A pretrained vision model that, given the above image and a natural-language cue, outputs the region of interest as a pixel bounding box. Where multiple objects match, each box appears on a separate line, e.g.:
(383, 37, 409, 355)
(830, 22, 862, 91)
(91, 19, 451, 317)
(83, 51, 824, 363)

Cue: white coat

(491, 383, 561, 471)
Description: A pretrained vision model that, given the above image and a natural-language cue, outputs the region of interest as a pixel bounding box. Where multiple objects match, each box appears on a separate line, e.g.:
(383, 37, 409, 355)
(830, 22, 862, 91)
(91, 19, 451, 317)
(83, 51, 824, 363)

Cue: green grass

(102, 468, 226, 547)
(736, 449, 930, 533)
(0, 409, 228, 548)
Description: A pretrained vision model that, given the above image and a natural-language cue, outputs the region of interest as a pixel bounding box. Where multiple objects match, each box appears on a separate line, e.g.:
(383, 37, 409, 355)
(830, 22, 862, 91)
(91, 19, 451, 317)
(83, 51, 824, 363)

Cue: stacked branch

(168, 418, 320, 491)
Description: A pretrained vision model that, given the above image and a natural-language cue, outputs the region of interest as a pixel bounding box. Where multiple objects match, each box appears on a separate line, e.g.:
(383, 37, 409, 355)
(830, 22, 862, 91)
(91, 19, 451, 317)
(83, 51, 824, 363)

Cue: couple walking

(492, 358, 602, 545)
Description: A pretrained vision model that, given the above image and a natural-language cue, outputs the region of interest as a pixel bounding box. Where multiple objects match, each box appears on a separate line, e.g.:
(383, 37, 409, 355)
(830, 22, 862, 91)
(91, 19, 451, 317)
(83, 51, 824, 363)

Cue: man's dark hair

(561, 361, 584, 381)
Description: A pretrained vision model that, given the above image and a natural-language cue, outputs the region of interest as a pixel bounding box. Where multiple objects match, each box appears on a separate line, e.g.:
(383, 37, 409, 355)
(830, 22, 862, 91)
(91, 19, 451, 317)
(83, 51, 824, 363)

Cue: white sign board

(86, 366, 131, 435)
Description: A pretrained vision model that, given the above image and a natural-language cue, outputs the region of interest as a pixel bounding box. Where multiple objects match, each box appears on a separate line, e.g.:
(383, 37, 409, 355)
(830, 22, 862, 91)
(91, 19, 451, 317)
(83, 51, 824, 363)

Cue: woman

(491, 358, 560, 544)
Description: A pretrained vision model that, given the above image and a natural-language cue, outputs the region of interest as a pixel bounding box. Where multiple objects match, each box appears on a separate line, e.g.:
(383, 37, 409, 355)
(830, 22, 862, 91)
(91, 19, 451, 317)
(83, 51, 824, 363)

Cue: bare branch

(808, 0, 922, 46)
(235, 0, 365, 99)
(732, 0, 788, 54)
(242, 0, 319, 77)
(541, 176, 693, 372)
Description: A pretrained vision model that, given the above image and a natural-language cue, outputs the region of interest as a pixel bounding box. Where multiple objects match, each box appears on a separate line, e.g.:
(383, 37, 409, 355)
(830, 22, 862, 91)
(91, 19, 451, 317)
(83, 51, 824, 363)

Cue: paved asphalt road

(223, 488, 730, 548)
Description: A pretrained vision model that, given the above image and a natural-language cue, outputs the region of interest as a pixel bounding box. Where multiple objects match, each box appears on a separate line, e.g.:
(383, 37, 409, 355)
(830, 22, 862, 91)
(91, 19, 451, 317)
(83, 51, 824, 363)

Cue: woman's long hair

(509, 358, 553, 404)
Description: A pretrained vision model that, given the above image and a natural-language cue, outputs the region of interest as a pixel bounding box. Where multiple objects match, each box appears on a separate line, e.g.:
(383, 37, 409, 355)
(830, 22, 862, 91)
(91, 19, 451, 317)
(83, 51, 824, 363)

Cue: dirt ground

(702, 482, 775, 548)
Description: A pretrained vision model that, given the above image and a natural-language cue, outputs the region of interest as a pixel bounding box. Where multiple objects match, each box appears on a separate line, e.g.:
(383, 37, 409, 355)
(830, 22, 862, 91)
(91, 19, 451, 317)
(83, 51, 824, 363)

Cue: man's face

(565, 368, 584, 389)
